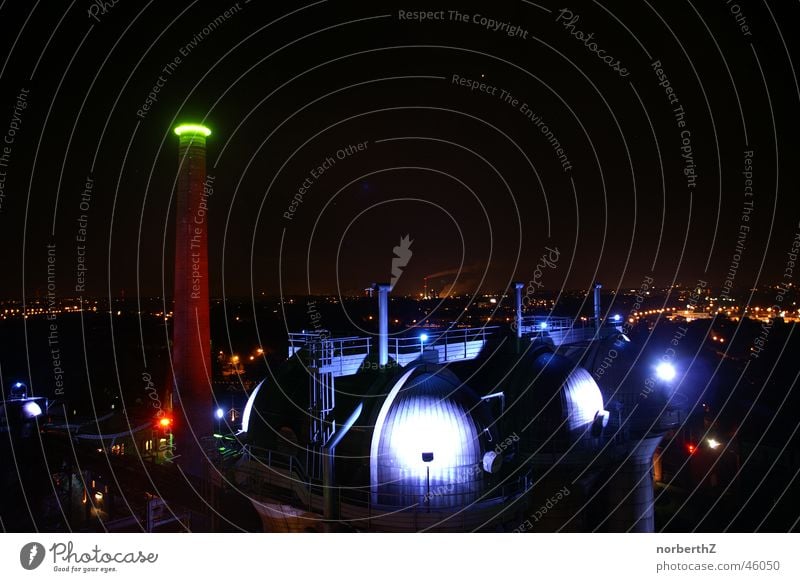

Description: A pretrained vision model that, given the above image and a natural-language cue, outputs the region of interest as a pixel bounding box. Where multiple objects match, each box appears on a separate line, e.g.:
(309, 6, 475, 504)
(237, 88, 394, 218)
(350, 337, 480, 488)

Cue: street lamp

(420, 333, 428, 354)
(422, 452, 434, 512)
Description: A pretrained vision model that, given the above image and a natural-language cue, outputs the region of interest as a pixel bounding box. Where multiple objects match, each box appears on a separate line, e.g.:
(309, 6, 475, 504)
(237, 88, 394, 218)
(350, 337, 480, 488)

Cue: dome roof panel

(370, 368, 484, 508)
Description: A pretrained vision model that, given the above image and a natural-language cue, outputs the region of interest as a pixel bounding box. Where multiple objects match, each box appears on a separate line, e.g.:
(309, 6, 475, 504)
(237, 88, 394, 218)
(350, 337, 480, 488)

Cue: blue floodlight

(612, 314, 621, 322)
(420, 333, 429, 342)
(540, 322, 548, 330)
(655, 362, 677, 382)
(215, 408, 224, 420)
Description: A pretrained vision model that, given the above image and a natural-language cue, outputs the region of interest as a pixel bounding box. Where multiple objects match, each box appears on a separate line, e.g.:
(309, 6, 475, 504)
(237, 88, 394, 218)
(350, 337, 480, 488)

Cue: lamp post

(422, 452, 434, 512)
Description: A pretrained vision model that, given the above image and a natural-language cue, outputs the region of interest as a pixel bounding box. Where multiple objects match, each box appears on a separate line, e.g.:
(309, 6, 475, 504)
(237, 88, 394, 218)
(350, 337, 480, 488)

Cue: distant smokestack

(376, 283, 391, 366)
(514, 282, 524, 338)
(593, 282, 602, 332)
(171, 123, 213, 478)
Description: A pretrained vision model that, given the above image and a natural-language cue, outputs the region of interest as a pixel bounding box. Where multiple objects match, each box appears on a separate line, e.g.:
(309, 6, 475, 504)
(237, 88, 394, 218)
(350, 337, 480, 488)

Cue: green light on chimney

(173, 123, 211, 137)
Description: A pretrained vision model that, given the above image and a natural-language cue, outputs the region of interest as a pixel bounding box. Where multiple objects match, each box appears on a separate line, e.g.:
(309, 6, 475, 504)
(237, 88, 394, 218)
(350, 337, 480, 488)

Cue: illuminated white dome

(370, 367, 484, 508)
(526, 353, 606, 435)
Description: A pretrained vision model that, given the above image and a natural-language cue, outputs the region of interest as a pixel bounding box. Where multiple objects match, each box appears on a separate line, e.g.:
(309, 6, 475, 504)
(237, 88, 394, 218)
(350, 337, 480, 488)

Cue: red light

(686, 444, 696, 454)
(158, 417, 172, 429)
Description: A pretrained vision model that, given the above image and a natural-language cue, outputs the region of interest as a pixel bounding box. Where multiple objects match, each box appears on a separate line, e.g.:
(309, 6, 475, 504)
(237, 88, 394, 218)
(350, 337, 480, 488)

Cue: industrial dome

(518, 353, 607, 443)
(370, 366, 489, 508)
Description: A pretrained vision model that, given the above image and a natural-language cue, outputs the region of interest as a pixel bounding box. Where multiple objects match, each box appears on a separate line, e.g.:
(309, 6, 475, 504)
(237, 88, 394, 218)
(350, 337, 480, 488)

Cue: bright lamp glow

(707, 438, 721, 450)
(539, 322, 548, 329)
(655, 362, 677, 382)
(173, 123, 211, 137)
(612, 314, 621, 322)
(388, 397, 465, 473)
(241, 380, 264, 433)
(215, 408, 224, 419)
(420, 333, 428, 342)
(371, 369, 481, 507)
(23, 401, 42, 417)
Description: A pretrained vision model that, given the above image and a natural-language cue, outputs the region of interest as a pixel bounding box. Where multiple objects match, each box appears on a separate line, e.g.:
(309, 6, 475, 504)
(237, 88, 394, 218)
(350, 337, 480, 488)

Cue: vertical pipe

(514, 282, 524, 338)
(377, 283, 391, 367)
(593, 282, 602, 332)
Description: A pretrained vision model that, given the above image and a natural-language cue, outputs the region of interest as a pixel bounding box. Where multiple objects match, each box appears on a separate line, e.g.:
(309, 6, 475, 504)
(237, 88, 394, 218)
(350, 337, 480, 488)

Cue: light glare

(173, 123, 211, 137)
(24, 401, 42, 417)
(655, 362, 677, 382)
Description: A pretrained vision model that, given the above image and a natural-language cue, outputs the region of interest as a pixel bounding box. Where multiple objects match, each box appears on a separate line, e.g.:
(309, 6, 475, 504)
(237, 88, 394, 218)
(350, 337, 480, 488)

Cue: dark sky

(0, 0, 798, 299)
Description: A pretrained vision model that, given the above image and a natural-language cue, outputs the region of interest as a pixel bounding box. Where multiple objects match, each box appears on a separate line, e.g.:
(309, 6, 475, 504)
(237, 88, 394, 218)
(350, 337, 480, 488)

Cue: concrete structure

(234, 284, 678, 532)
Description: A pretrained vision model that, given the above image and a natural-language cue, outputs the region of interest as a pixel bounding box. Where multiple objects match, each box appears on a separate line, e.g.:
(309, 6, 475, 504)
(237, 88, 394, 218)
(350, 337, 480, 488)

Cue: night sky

(0, 0, 798, 299)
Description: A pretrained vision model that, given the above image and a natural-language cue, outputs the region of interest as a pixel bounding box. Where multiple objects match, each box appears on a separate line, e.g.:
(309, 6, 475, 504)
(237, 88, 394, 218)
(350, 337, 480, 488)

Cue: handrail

(239, 445, 531, 509)
(289, 326, 499, 356)
(242, 444, 311, 483)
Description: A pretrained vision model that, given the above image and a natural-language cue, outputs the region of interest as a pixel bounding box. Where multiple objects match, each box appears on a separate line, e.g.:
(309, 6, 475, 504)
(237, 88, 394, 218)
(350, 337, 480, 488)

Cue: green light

(173, 123, 211, 137)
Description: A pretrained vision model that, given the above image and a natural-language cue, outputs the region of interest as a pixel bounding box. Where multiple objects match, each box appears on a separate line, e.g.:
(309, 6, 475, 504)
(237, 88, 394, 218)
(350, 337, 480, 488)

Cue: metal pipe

(323, 403, 363, 526)
(593, 282, 602, 332)
(376, 283, 391, 366)
(514, 282, 524, 338)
